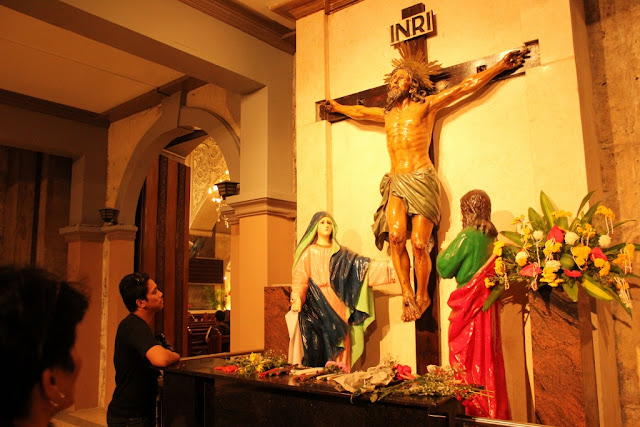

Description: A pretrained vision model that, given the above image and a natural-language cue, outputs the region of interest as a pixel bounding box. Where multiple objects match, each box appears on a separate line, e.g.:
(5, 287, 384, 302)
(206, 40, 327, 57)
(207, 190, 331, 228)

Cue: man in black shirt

(107, 273, 180, 426)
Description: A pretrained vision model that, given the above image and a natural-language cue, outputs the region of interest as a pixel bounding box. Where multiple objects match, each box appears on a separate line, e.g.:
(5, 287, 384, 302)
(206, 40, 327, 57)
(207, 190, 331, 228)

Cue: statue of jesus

(326, 46, 527, 321)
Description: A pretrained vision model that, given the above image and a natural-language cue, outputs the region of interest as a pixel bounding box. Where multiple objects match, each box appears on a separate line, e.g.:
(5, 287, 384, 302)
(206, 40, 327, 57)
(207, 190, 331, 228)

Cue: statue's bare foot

(401, 292, 420, 322)
(415, 295, 431, 319)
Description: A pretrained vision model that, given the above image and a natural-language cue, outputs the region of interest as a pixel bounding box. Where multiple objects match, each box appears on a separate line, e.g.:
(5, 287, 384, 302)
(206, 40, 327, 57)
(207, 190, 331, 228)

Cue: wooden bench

(186, 322, 230, 356)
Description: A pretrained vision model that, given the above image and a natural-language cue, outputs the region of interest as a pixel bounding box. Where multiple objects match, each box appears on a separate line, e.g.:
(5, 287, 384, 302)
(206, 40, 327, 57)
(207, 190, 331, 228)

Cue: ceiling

(0, 0, 295, 120)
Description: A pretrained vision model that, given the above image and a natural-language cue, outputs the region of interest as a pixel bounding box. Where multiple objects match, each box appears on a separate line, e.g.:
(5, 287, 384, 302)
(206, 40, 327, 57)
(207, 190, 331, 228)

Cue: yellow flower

(484, 278, 495, 288)
(543, 240, 563, 257)
(613, 243, 635, 274)
(596, 205, 615, 221)
(625, 243, 636, 257)
(593, 258, 606, 268)
(552, 210, 572, 218)
(599, 261, 610, 277)
(511, 215, 525, 225)
(495, 257, 505, 275)
(493, 241, 505, 256)
(249, 352, 257, 362)
(571, 245, 591, 267)
(549, 278, 563, 287)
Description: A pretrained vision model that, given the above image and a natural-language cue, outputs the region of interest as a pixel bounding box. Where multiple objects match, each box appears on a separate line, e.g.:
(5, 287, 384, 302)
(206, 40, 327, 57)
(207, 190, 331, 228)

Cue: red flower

(215, 365, 238, 374)
(395, 364, 415, 380)
(590, 247, 607, 261)
(519, 263, 541, 277)
(564, 269, 582, 278)
(547, 225, 565, 243)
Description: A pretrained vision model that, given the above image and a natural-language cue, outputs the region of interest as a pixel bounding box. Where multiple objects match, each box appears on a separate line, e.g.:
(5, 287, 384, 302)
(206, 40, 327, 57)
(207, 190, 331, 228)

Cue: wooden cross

(316, 3, 540, 372)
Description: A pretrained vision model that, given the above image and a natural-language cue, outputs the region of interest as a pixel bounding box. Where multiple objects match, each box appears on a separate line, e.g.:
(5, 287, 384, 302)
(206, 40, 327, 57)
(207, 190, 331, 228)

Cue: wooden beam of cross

(317, 39, 540, 122)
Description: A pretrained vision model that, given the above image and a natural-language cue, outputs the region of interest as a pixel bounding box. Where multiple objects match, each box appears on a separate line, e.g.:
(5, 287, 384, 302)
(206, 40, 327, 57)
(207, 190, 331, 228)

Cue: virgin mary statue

(288, 211, 395, 371)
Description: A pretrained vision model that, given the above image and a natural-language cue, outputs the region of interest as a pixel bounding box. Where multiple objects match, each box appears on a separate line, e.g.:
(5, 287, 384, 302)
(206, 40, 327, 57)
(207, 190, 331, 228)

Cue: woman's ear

(41, 368, 58, 401)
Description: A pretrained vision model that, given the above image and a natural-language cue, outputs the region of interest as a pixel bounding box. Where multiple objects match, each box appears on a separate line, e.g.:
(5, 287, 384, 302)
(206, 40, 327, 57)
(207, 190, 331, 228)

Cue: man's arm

(326, 99, 385, 122)
(146, 345, 180, 367)
(427, 47, 528, 113)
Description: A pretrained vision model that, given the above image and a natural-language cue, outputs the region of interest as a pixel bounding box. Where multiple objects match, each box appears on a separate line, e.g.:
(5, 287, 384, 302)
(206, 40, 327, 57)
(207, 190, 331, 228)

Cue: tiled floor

(52, 407, 107, 427)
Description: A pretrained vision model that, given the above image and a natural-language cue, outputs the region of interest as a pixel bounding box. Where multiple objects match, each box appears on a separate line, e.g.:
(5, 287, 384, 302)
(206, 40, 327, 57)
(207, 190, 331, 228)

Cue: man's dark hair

(215, 310, 226, 322)
(461, 190, 498, 237)
(0, 266, 88, 423)
(119, 272, 149, 312)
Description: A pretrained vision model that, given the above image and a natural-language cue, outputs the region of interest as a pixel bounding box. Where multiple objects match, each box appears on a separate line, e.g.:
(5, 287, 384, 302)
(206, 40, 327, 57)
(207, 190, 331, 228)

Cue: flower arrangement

(325, 360, 486, 403)
(215, 350, 291, 377)
(484, 191, 637, 315)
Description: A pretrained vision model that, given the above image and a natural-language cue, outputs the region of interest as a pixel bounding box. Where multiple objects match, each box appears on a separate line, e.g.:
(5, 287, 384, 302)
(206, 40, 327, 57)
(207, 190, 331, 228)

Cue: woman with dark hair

(0, 266, 88, 427)
(289, 212, 395, 371)
(436, 190, 510, 420)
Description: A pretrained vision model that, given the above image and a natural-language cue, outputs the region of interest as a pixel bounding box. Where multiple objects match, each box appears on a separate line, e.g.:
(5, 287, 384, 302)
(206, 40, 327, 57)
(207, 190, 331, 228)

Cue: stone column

(60, 225, 105, 409)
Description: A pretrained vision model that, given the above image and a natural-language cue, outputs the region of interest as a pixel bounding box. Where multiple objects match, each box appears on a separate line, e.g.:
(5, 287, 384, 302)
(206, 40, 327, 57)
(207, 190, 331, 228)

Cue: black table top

(164, 354, 462, 411)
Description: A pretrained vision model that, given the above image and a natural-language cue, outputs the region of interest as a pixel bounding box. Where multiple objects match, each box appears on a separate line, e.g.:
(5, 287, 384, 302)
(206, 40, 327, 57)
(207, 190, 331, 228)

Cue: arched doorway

(114, 92, 239, 356)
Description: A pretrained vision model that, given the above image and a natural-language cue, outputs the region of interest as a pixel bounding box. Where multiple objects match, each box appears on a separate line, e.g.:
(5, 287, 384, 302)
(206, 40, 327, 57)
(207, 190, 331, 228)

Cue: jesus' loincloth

(372, 166, 441, 250)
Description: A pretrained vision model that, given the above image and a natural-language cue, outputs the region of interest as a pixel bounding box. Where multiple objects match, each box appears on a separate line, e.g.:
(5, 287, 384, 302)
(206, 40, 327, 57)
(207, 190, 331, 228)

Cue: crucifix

(317, 3, 539, 369)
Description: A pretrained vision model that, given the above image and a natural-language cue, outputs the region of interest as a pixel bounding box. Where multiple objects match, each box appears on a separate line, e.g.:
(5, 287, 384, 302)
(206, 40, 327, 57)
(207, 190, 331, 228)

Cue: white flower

(564, 231, 579, 245)
(545, 260, 562, 272)
(533, 230, 544, 241)
(515, 251, 528, 266)
(599, 234, 612, 248)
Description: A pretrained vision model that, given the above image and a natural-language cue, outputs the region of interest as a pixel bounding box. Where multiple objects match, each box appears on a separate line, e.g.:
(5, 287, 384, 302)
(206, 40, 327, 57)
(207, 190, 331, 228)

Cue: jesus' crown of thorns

(385, 43, 442, 91)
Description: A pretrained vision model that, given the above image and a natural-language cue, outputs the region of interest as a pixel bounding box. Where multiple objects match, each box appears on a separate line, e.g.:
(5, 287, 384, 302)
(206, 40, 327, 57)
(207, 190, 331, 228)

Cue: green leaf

(503, 245, 519, 258)
(608, 289, 632, 317)
(603, 242, 627, 254)
(575, 191, 595, 217)
(482, 284, 506, 311)
(581, 275, 614, 301)
(612, 219, 636, 229)
(540, 191, 557, 229)
(562, 281, 579, 302)
(528, 208, 546, 231)
(557, 216, 569, 230)
(582, 202, 601, 224)
(500, 231, 524, 246)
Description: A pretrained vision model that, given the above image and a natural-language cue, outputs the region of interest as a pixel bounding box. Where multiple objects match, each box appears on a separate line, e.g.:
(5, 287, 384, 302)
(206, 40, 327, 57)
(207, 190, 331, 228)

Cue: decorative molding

(228, 197, 296, 219)
(180, 0, 296, 55)
(0, 89, 110, 128)
(270, 0, 363, 21)
(102, 225, 139, 241)
(220, 205, 239, 226)
(59, 225, 105, 242)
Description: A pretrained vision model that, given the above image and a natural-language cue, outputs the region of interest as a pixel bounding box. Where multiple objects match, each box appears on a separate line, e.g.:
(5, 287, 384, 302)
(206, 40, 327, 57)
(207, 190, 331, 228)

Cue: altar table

(162, 355, 464, 427)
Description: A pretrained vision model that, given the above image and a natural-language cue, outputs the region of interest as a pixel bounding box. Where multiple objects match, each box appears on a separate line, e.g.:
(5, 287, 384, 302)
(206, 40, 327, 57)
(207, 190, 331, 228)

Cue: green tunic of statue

(436, 227, 495, 288)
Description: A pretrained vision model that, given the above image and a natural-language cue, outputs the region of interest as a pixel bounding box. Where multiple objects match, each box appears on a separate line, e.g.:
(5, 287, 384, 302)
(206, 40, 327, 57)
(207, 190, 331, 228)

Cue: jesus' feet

(415, 294, 431, 319)
(401, 292, 420, 322)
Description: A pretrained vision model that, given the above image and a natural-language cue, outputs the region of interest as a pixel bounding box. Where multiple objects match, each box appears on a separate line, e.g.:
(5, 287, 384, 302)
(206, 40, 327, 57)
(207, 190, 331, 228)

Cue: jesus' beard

(386, 86, 410, 110)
